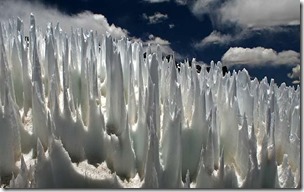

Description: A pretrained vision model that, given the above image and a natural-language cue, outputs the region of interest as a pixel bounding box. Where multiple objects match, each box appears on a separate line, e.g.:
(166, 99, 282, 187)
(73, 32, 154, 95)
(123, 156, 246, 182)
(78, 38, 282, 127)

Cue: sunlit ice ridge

(0, 14, 300, 188)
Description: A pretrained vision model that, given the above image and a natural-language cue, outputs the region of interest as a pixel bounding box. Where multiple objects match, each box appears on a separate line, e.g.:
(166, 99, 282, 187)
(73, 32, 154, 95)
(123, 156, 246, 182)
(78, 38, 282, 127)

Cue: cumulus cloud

(147, 34, 170, 45)
(169, 24, 175, 29)
(288, 64, 301, 83)
(291, 80, 300, 84)
(143, 0, 170, 3)
(176, 0, 300, 29)
(0, 0, 128, 38)
(219, 0, 300, 28)
(194, 31, 233, 48)
(221, 47, 300, 67)
(142, 34, 183, 60)
(190, 0, 300, 50)
(194, 26, 299, 49)
(172, 0, 217, 18)
(189, 0, 215, 17)
(142, 12, 168, 24)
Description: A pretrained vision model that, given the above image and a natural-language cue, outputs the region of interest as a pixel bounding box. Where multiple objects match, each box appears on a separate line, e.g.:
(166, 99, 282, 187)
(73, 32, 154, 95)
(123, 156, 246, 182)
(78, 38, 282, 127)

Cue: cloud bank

(175, 0, 300, 28)
(0, 0, 128, 38)
(195, 26, 299, 50)
(219, 0, 300, 28)
(221, 47, 300, 67)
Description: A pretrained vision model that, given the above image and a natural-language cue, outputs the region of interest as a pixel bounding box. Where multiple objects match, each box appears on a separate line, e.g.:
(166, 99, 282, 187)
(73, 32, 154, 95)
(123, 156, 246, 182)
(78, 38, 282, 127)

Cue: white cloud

(291, 80, 300, 84)
(190, 0, 214, 17)
(143, 0, 170, 3)
(142, 12, 168, 24)
(190, 0, 300, 50)
(0, 0, 185, 61)
(194, 31, 233, 48)
(194, 27, 298, 49)
(219, 0, 300, 28)
(0, 0, 128, 38)
(142, 34, 183, 60)
(288, 64, 300, 80)
(175, 0, 187, 5)
(147, 34, 170, 45)
(176, 0, 300, 29)
(169, 24, 175, 29)
(221, 47, 300, 67)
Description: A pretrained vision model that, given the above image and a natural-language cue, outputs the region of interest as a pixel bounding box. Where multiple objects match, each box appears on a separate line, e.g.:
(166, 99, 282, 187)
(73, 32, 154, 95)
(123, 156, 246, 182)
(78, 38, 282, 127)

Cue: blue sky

(0, 0, 301, 86)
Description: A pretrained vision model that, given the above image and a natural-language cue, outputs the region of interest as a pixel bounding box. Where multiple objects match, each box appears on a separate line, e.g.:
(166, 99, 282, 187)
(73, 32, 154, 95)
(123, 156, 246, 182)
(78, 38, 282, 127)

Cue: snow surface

(0, 15, 300, 188)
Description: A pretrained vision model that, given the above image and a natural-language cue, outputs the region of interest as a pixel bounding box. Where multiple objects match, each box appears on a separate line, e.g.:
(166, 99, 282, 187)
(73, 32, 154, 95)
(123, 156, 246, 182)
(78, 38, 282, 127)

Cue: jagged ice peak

(0, 15, 300, 188)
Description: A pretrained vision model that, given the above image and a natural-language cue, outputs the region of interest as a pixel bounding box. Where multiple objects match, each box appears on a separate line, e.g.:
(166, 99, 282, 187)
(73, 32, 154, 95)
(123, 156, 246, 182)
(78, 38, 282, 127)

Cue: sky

(0, 0, 301, 86)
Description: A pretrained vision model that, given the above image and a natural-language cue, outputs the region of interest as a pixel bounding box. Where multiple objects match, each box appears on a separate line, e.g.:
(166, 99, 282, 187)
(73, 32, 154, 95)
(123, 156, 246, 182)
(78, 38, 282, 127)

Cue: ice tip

(17, 17, 23, 23)
(20, 155, 28, 173)
(37, 138, 46, 162)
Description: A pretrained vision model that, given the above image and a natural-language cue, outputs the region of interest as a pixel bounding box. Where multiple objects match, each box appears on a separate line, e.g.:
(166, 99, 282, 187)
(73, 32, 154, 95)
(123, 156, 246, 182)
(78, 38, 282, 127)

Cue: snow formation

(0, 15, 300, 188)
